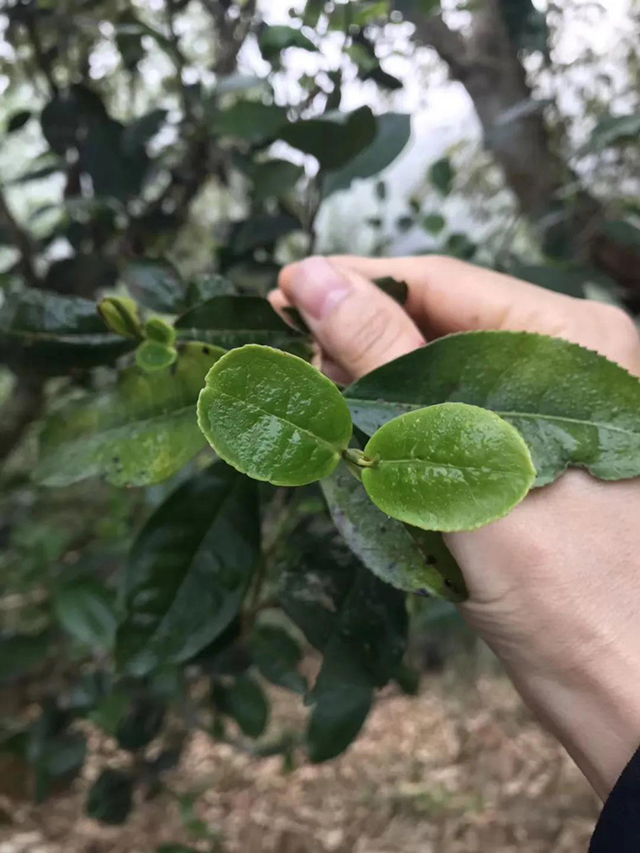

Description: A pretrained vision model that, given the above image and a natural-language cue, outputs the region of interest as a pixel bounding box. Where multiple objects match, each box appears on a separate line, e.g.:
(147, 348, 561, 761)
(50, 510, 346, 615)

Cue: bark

(408, 1, 640, 293)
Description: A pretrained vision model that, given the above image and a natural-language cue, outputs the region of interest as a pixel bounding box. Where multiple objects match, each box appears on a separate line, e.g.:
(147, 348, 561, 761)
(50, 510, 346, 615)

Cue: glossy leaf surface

(175, 295, 308, 354)
(345, 331, 640, 485)
(250, 625, 307, 694)
(0, 287, 133, 372)
(198, 345, 353, 486)
(116, 463, 259, 675)
(122, 259, 185, 313)
(362, 403, 536, 531)
(53, 577, 118, 650)
(213, 675, 269, 738)
(322, 463, 467, 600)
(36, 342, 225, 488)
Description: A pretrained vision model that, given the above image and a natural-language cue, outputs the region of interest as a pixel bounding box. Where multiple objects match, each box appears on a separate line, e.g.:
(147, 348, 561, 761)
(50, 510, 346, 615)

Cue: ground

(0, 673, 600, 853)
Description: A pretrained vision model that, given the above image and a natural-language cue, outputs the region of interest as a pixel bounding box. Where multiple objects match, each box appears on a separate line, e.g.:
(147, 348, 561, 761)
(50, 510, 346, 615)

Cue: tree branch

(23, 13, 58, 96)
(0, 190, 39, 287)
(201, 0, 257, 76)
(165, 0, 192, 121)
(407, 13, 470, 80)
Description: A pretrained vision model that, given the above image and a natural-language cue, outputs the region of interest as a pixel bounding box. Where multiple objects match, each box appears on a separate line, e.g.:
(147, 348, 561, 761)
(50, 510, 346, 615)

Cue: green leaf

(53, 578, 118, 650)
(135, 340, 178, 372)
(321, 463, 467, 600)
(601, 219, 640, 250)
(175, 295, 307, 353)
(121, 108, 167, 154)
(258, 25, 317, 61)
(116, 463, 260, 675)
(7, 110, 32, 133)
(279, 106, 377, 171)
(361, 403, 535, 531)
(98, 296, 143, 339)
(507, 262, 585, 298)
(227, 212, 300, 256)
(250, 159, 305, 202)
(374, 275, 409, 305)
(215, 101, 288, 144)
(345, 331, 640, 485)
(35, 342, 225, 488)
(323, 113, 411, 196)
(586, 111, 640, 151)
(122, 259, 185, 313)
(115, 698, 166, 751)
(0, 631, 52, 684)
(197, 345, 353, 486)
(307, 652, 372, 763)
(0, 287, 133, 372)
(144, 316, 176, 345)
(306, 563, 407, 762)
(250, 625, 307, 694)
(429, 157, 454, 196)
(86, 769, 134, 825)
(213, 675, 269, 738)
(423, 213, 446, 235)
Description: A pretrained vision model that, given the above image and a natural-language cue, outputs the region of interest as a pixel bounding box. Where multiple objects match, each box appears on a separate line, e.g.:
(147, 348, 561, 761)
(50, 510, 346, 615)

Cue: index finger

(327, 254, 640, 370)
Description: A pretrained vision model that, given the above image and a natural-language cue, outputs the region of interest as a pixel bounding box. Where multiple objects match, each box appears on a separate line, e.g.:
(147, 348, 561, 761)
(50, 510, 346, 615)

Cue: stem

(343, 448, 379, 469)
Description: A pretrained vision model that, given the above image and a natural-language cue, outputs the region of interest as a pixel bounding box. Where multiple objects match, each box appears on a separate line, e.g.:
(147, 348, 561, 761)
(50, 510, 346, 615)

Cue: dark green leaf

(79, 117, 149, 201)
(374, 276, 409, 305)
(35, 342, 225, 488)
(7, 110, 31, 133)
(116, 698, 166, 751)
(429, 157, 454, 196)
(586, 111, 640, 152)
(227, 212, 300, 256)
(86, 769, 134, 825)
(250, 625, 307, 693)
(0, 631, 51, 684)
(215, 101, 288, 144)
(40, 85, 108, 155)
(53, 577, 118, 650)
(175, 295, 308, 352)
(321, 463, 467, 600)
(446, 232, 476, 259)
(280, 106, 377, 171)
(601, 219, 640, 250)
(307, 651, 372, 762)
(122, 259, 185, 313)
(250, 159, 305, 202)
(116, 462, 260, 675)
(423, 213, 446, 234)
(323, 113, 411, 195)
(345, 330, 640, 485)
(122, 109, 167, 154)
(0, 287, 133, 372)
(186, 274, 237, 305)
(508, 262, 586, 298)
(197, 345, 353, 486)
(258, 25, 317, 61)
(213, 675, 269, 738)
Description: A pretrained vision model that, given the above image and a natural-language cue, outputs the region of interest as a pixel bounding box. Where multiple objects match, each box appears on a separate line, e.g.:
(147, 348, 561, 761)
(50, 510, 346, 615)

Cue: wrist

(504, 650, 640, 799)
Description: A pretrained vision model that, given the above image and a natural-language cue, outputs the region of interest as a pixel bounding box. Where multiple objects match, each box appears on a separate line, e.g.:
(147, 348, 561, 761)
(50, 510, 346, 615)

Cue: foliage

(0, 0, 639, 843)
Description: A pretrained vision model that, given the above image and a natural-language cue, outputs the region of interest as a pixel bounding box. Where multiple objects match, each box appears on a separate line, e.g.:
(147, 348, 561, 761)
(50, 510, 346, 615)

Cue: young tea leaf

(197, 344, 353, 486)
(36, 342, 225, 488)
(345, 330, 640, 485)
(321, 463, 467, 600)
(135, 340, 177, 372)
(361, 403, 536, 531)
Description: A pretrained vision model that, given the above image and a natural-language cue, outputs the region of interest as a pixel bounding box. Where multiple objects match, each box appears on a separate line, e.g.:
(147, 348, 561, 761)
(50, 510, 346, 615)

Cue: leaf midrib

(348, 399, 640, 438)
(376, 458, 519, 475)
(213, 387, 343, 455)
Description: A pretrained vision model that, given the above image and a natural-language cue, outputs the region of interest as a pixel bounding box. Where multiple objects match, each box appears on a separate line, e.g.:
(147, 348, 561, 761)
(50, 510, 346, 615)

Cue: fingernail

(287, 257, 351, 320)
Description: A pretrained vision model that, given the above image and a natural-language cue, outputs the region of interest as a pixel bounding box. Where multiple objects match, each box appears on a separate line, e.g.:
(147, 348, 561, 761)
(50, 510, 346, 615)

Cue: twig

(0, 190, 39, 287)
(23, 13, 58, 95)
(165, 0, 192, 121)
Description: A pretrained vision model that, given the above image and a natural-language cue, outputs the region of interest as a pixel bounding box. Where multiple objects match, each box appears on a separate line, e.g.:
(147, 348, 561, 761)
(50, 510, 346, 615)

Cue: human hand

(270, 255, 640, 799)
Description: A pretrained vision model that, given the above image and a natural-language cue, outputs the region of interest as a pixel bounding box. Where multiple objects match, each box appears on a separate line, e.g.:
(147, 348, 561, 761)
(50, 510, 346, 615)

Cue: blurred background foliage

(0, 0, 639, 845)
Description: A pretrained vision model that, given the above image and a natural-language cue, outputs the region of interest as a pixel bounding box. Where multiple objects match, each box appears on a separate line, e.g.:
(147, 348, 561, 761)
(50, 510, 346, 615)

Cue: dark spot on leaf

(426, 555, 437, 566)
(202, 345, 210, 354)
(444, 579, 454, 589)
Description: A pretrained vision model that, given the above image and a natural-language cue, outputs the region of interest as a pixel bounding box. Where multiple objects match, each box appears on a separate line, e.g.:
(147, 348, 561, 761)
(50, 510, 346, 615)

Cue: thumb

(278, 256, 425, 380)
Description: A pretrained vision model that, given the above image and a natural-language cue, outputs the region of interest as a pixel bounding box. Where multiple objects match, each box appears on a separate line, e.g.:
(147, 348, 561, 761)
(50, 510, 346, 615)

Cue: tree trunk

(408, 1, 640, 295)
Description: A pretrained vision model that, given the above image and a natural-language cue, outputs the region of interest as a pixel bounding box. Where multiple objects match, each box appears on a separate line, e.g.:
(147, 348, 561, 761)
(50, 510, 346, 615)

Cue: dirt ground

(0, 672, 599, 853)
